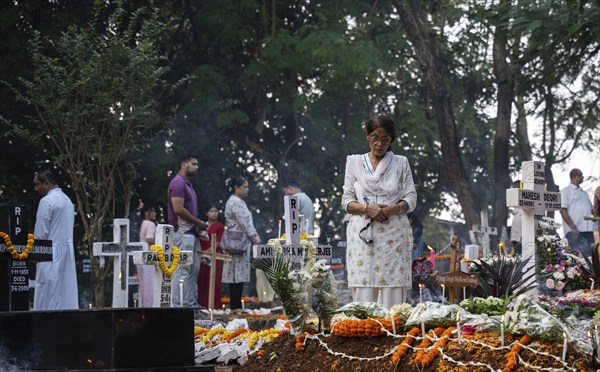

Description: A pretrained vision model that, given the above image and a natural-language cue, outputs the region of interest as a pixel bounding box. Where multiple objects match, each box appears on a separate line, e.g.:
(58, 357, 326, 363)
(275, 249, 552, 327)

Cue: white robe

(33, 188, 79, 310)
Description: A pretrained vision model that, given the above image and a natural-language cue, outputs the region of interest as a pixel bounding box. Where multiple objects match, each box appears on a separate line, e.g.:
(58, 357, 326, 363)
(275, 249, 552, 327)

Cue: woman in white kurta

(222, 177, 261, 310)
(341, 116, 417, 309)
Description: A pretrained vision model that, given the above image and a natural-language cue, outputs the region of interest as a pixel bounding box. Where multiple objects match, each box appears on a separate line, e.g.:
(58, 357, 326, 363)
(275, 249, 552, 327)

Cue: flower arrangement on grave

(150, 244, 180, 275)
(460, 296, 510, 316)
(467, 254, 535, 297)
(306, 259, 337, 329)
(504, 294, 564, 341)
(537, 217, 589, 294)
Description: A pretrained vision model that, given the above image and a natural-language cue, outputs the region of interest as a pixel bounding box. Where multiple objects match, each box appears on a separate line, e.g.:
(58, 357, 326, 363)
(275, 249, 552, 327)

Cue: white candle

(278, 220, 282, 237)
(306, 218, 309, 234)
(134, 299, 138, 308)
(210, 309, 214, 322)
(419, 284, 424, 303)
(595, 325, 599, 351)
(463, 287, 466, 300)
(456, 312, 461, 344)
(390, 312, 396, 335)
(88, 303, 92, 310)
(242, 299, 245, 311)
(377, 289, 382, 305)
(421, 321, 426, 337)
(562, 332, 568, 361)
(592, 279, 595, 291)
(263, 291, 267, 300)
(500, 315, 505, 348)
(441, 284, 446, 304)
(179, 279, 184, 307)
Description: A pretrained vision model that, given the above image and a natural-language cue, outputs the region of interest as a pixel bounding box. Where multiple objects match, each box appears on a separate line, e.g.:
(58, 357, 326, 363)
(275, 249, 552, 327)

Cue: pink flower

(546, 279, 555, 289)
(555, 281, 565, 291)
(556, 265, 565, 272)
(545, 264, 553, 271)
(560, 261, 567, 266)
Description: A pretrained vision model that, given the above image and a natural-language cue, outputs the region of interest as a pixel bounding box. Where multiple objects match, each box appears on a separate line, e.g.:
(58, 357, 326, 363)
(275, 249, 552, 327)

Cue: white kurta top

(222, 195, 257, 284)
(33, 187, 79, 310)
(342, 152, 417, 288)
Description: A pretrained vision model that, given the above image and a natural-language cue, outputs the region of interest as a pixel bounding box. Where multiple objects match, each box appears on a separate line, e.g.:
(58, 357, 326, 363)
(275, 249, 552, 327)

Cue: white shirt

(560, 183, 594, 233)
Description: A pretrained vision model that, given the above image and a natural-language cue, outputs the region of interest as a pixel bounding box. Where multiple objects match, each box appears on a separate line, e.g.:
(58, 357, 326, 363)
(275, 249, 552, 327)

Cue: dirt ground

(236, 332, 596, 372)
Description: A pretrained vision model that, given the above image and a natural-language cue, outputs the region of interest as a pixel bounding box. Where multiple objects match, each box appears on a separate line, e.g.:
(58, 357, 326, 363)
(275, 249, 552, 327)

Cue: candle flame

(501, 314, 505, 323)
(427, 245, 434, 251)
(456, 312, 460, 322)
(563, 332, 567, 338)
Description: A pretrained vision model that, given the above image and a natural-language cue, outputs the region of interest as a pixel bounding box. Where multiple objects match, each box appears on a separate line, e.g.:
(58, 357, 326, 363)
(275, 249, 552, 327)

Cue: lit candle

(592, 278, 595, 291)
(179, 279, 184, 307)
(88, 303, 92, 310)
(562, 332, 568, 361)
(456, 312, 461, 344)
(419, 283, 424, 304)
(222, 304, 226, 310)
(428, 245, 435, 269)
(263, 291, 267, 300)
(134, 299, 138, 308)
(306, 218, 309, 234)
(500, 314, 505, 348)
(421, 320, 426, 337)
(390, 312, 396, 335)
(242, 299, 245, 311)
(441, 284, 446, 304)
(278, 220, 282, 238)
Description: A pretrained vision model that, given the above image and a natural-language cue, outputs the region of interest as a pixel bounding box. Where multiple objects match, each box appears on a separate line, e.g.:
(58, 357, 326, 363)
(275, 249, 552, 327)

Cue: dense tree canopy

(1, 0, 599, 304)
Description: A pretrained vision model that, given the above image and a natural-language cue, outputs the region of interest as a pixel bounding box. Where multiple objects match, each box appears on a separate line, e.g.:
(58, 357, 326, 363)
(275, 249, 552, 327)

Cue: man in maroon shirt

(167, 155, 208, 307)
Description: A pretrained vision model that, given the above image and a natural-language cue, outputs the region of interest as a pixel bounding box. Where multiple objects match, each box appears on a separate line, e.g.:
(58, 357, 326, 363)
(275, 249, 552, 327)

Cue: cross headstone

(93, 219, 147, 308)
(506, 160, 561, 297)
(199, 233, 232, 310)
(253, 196, 332, 268)
(0, 205, 54, 311)
(470, 210, 497, 256)
(132, 224, 192, 308)
(433, 236, 478, 303)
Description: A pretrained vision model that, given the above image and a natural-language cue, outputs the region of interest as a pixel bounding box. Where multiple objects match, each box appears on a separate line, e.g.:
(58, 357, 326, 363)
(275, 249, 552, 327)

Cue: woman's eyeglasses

(359, 220, 374, 244)
(367, 135, 392, 145)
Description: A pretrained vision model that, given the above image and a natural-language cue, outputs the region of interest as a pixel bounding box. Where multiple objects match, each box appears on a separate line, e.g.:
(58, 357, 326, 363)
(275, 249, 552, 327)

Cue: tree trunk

(394, 0, 480, 227)
(492, 0, 515, 243)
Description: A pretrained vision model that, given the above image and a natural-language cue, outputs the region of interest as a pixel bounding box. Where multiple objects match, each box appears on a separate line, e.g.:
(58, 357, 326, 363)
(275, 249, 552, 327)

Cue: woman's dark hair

(142, 204, 155, 214)
(364, 115, 396, 148)
(229, 176, 247, 194)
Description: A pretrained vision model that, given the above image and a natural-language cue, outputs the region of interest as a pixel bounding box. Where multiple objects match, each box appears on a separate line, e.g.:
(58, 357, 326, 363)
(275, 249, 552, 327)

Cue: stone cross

(93, 219, 147, 308)
(470, 210, 497, 256)
(199, 233, 232, 310)
(284, 195, 301, 244)
(0, 204, 53, 311)
(132, 224, 192, 308)
(506, 160, 561, 296)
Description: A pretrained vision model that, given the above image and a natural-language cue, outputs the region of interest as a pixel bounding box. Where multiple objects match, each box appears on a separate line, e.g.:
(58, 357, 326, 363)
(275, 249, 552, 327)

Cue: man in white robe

(33, 169, 79, 310)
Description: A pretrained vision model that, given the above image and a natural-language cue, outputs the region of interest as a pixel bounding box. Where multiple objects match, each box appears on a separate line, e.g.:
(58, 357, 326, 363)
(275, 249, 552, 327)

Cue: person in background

(593, 184, 600, 235)
(282, 180, 315, 235)
(197, 205, 225, 309)
(560, 168, 595, 257)
(33, 169, 78, 310)
(128, 199, 144, 242)
(222, 176, 261, 312)
(341, 115, 417, 309)
(167, 154, 208, 308)
(509, 180, 523, 255)
(138, 204, 157, 307)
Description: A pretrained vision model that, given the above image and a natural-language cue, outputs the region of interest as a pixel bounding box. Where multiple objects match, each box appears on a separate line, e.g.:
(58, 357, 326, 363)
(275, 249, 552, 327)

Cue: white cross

(132, 224, 192, 308)
(470, 210, 498, 256)
(93, 219, 147, 308)
(284, 195, 301, 245)
(506, 161, 561, 297)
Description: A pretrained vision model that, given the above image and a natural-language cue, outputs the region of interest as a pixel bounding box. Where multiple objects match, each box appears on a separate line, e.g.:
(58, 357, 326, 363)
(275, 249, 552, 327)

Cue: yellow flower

(150, 245, 181, 275)
(0, 232, 35, 261)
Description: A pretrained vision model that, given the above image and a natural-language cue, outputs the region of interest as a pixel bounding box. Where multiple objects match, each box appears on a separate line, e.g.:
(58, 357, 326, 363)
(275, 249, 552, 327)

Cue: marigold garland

(225, 328, 250, 343)
(194, 326, 208, 337)
(295, 333, 307, 351)
(201, 327, 226, 344)
(411, 327, 445, 366)
(1, 232, 35, 261)
(413, 326, 456, 367)
(332, 317, 401, 337)
(150, 244, 180, 275)
(503, 334, 533, 372)
(390, 327, 421, 364)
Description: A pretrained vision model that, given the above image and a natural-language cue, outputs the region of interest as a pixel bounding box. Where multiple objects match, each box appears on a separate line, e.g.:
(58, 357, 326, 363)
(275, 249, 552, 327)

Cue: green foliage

(471, 255, 536, 298)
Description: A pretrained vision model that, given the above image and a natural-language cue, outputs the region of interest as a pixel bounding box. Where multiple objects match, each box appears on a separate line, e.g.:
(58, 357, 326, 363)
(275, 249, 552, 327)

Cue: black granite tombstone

(0, 204, 53, 311)
(0, 308, 195, 370)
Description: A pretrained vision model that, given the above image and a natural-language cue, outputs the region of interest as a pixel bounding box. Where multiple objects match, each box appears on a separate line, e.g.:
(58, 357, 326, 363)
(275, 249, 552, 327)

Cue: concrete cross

(506, 161, 561, 297)
(199, 233, 231, 311)
(92, 219, 147, 308)
(132, 224, 192, 308)
(470, 210, 498, 256)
